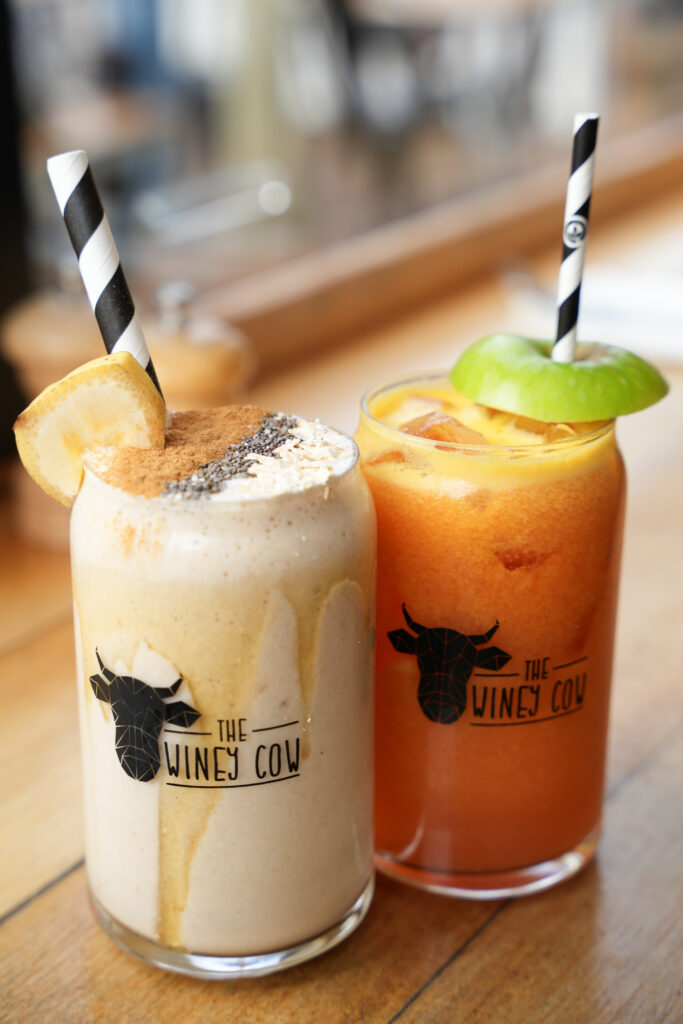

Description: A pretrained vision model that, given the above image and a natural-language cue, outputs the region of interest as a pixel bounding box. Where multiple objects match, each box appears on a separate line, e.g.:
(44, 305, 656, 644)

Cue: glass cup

(355, 373, 625, 898)
(70, 436, 376, 978)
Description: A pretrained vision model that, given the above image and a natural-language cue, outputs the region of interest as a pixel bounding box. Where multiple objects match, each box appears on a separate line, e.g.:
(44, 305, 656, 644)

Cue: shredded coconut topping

(163, 413, 356, 501)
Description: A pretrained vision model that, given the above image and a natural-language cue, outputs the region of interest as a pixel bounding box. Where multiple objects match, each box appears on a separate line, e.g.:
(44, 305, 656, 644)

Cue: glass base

(375, 827, 599, 900)
(90, 875, 375, 979)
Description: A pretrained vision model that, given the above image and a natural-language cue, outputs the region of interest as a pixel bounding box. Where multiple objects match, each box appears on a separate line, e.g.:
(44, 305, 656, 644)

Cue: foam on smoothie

(86, 405, 357, 501)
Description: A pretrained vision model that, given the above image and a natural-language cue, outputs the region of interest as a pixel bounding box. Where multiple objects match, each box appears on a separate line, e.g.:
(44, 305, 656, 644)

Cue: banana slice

(14, 352, 166, 507)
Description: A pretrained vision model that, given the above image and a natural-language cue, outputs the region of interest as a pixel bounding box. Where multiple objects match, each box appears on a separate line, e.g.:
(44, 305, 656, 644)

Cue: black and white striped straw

(47, 150, 164, 400)
(552, 113, 599, 363)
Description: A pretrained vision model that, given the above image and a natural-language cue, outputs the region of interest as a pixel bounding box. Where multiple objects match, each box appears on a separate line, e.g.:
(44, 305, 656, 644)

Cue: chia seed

(163, 412, 299, 499)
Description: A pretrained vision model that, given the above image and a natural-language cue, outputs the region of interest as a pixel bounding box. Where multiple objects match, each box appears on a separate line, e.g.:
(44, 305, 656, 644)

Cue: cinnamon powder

(100, 405, 271, 498)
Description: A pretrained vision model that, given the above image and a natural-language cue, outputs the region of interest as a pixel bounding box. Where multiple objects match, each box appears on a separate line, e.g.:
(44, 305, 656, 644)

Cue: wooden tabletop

(2, 192, 683, 1023)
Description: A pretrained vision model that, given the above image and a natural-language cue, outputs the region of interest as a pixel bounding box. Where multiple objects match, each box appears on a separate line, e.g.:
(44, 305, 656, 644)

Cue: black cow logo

(388, 605, 511, 724)
(89, 651, 200, 781)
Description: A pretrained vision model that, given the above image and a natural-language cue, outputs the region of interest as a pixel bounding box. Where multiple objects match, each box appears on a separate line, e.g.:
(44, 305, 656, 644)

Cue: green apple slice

(450, 333, 668, 423)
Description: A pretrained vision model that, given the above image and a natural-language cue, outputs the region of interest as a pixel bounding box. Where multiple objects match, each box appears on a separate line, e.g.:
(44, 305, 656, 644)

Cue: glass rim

(359, 371, 616, 455)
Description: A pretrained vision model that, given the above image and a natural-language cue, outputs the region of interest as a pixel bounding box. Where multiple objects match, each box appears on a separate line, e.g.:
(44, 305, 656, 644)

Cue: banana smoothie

(70, 405, 376, 975)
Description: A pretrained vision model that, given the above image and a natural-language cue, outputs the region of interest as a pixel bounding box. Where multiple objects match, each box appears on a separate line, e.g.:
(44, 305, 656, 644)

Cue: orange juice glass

(355, 373, 625, 898)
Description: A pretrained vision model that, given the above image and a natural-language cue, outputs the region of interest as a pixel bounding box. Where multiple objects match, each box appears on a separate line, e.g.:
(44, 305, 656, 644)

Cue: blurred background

(1, 0, 682, 485)
(3, 5, 683, 1006)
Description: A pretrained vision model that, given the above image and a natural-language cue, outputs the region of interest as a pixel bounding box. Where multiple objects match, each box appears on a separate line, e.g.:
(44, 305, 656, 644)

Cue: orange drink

(356, 373, 625, 897)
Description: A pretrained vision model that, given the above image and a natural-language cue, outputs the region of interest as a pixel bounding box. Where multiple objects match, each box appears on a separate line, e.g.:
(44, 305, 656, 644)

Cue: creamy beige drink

(70, 405, 376, 975)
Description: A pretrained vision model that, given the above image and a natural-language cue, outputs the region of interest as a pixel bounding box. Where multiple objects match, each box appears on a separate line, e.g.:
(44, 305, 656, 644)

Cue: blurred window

(9, 0, 683, 296)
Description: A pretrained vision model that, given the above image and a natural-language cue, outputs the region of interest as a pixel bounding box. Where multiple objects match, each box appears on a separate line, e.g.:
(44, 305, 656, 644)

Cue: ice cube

(508, 415, 582, 443)
(479, 406, 516, 433)
(366, 450, 409, 467)
(382, 394, 441, 429)
(545, 422, 579, 441)
(400, 412, 487, 444)
(508, 414, 551, 437)
(475, 404, 500, 420)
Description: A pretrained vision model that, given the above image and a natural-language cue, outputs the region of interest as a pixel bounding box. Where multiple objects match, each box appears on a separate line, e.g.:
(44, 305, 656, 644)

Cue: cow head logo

(89, 651, 200, 781)
(388, 605, 511, 724)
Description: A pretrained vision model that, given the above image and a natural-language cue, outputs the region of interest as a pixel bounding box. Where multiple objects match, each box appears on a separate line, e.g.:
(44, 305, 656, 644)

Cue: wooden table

(2, 193, 682, 1023)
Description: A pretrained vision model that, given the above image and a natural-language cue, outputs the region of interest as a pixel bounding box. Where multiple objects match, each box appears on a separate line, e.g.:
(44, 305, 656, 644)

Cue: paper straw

(552, 114, 599, 363)
(47, 150, 165, 399)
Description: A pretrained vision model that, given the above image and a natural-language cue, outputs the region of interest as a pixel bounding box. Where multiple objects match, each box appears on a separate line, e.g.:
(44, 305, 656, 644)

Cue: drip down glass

(70, 410, 376, 977)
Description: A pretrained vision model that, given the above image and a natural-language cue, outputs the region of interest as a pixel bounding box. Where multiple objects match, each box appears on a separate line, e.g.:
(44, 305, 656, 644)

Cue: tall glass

(356, 373, 625, 898)
(70, 440, 376, 977)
